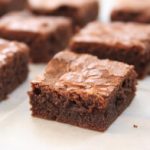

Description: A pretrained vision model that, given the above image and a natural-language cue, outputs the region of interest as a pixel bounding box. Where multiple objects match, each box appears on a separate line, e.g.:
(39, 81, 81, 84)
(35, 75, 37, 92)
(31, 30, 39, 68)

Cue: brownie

(28, 51, 137, 132)
(69, 22, 150, 78)
(0, 0, 26, 16)
(111, 0, 150, 23)
(27, 0, 99, 26)
(0, 11, 73, 63)
(0, 38, 29, 101)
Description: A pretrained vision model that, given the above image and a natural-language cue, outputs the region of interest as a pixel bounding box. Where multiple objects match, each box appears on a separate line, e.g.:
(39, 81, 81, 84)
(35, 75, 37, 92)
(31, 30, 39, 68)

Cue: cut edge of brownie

(0, 12, 73, 63)
(0, 41, 29, 100)
(28, 54, 137, 131)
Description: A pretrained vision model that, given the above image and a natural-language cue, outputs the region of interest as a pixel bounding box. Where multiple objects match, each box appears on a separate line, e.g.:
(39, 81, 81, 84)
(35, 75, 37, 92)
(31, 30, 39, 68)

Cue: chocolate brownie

(27, 0, 99, 26)
(70, 22, 150, 78)
(0, 38, 29, 101)
(0, 11, 73, 63)
(29, 51, 137, 132)
(111, 0, 150, 23)
(0, 0, 26, 16)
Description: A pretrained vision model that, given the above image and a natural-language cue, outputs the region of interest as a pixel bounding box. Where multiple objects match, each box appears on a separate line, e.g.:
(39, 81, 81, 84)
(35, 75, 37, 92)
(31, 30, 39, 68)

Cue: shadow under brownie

(29, 51, 137, 132)
(0, 11, 73, 63)
(70, 22, 150, 78)
(0, 38, 29, 101)
(27, 0, 99, 27)
(111, 0, 150, 23)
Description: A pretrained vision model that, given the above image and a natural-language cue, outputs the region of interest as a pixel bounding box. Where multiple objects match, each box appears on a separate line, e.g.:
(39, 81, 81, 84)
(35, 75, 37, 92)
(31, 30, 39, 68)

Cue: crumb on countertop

(133, 124, 138, 128)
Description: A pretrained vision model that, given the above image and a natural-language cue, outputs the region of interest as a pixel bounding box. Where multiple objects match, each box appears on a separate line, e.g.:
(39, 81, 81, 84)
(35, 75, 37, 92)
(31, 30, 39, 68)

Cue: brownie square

(0, 11, 73, 63)
(0, 38, 29, 100)
(69, 22, 150, 78)
(29, 51, 137, 132)
(0, 0, 26, 16)
(27, 0, 99, 26)
(111, 0, 150, 23)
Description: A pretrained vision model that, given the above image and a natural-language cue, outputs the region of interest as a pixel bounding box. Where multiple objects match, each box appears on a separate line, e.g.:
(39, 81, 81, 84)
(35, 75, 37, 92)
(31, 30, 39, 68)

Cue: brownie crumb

(133, 124, 138, 128)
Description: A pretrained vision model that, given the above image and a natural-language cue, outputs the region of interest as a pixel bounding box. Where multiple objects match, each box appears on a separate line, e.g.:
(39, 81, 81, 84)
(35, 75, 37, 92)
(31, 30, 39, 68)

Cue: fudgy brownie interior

(29, 51, 137, 131)
(0, 39, 29, 100)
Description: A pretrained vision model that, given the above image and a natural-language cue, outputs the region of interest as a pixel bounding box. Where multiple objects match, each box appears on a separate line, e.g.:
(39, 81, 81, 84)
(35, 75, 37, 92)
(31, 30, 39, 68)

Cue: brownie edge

(29, 51, 137, 132)
(0, 39, 29, 100)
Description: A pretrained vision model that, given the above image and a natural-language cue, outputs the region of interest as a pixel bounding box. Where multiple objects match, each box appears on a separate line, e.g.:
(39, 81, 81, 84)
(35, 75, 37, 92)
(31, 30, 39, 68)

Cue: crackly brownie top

(71, 22, 150, 49)
(114, 0, 150, 11)
(28, 0, 98, 11)
(114, 0, 150, 14)
(0, 38, 28, 65)
(35, 51, 134, 106)
(0, 12, 72, 34)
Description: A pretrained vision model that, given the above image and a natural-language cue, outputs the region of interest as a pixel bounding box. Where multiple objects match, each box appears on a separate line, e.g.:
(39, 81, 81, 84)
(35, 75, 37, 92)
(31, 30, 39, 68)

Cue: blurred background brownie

(29, 51, 137, 132)
(0, 0, 27, 16)
(0, 11, 73, 63)
(111, 0, 150, 23)
(0, 39, 29, 100)
(70, 22, 150, 78)
(27, 0, 99, 27)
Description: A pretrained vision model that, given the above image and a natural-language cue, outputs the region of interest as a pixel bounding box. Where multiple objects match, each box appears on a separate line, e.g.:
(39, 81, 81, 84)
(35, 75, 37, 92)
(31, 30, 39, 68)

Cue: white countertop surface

(0, 0, 150, 150)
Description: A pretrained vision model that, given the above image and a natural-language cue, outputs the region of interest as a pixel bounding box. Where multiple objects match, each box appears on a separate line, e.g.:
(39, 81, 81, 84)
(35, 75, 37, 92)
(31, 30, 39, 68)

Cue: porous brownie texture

(0, 11, 73, 63)
(70, 22, 150, 78)
(111, 0, 150, 23)
(29, 51, 137, 132)
(0, 39, 29, 100)
(27, 0, 99, 27)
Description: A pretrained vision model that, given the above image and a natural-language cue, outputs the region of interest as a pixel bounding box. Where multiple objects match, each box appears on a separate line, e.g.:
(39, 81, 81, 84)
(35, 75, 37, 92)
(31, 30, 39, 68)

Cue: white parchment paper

(0, 0, 150, 149)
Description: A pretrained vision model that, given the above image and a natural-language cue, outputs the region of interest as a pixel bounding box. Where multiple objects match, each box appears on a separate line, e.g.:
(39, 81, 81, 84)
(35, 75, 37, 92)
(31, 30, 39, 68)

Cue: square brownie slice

(70, 22, 150, 78)
(0, 11, 73, 63)
(111, 0, 150, 23)
(0, 38, 29, 101)
(29, 51, 137, 132)
(0, 0, 26, 16)
(27, 0, 99, 26)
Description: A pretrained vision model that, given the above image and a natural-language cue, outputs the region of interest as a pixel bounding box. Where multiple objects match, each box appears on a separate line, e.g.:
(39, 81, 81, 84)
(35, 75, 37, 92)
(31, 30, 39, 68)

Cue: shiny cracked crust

(69, 22, 150, 78)
(70, 22, 150, 49)
(0, 11, 72, 34)
(31, 51, 136, 108)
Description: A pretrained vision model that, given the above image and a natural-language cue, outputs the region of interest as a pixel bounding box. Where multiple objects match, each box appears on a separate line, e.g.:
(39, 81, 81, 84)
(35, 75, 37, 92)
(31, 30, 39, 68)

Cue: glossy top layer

(114, 0, 150, 10)
(34, 51, 134, 107)
(71, 22, 150, 49)
(0, 12, 72, 34)
(0, 39, 28, 65)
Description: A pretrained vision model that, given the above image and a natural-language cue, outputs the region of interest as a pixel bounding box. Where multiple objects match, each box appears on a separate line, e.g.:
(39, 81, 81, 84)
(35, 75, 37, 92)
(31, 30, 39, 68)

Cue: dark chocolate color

(0, 0, 26, 16)
(70, 22, 150, 78)
(111, 0, 150, 23)
(29, 51, 137, 131)
(0, 38, 29, 100)
(0, 12, 73, 63)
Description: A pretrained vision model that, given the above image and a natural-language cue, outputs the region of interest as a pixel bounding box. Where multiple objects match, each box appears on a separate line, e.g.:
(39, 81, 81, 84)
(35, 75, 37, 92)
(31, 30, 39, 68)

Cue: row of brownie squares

(0, 0, 149, 132)
(0, 0, 99, 27)
(2, 0, 150, 25)
(24, 0, 150, 132)
(0, 0, 100, 99)
(0, 10, 150, 78)
(0, 39, 137, 131)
